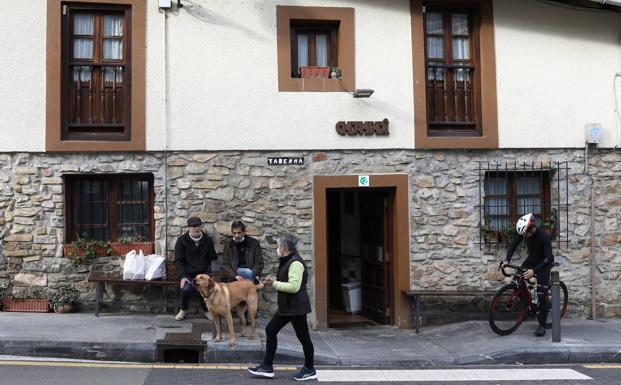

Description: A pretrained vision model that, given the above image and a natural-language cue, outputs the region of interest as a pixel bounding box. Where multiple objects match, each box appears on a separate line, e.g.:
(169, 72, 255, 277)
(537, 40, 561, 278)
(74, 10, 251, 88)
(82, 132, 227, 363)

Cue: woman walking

(248, 234, 316, 381)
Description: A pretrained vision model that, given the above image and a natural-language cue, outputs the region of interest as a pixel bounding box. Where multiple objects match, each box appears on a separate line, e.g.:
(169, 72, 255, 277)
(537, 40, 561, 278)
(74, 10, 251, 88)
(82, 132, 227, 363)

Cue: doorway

(327, 188, 394, 327)
(313, 174, 410, 330)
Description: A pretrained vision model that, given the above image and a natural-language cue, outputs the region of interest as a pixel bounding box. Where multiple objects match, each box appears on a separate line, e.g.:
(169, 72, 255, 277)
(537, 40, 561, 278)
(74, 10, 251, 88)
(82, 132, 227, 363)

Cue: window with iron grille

(65, 174, 153, 242)
(424, 6, 481, 136)
(290, 20, 339, 78)
(61, 4, 131, 140)
(478, 162, 569, 250)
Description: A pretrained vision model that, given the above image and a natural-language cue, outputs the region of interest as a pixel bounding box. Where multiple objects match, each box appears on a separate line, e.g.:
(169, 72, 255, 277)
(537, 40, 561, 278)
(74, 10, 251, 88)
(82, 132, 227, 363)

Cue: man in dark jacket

(248, 234, 316, 381)
(503, 213, 554, 337)
(174, 216, 217, 321)
(221, 220, 264, 282)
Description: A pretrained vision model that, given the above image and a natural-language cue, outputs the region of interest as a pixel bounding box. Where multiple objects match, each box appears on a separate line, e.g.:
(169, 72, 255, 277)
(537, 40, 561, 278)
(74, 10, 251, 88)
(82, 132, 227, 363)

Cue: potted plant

(543, 208, 557, 236)
(48, 286, 80, 313)
(300, 66, 330, 78)
(64, 236, 112, 266)
(2, 287, 49, 313)
(109, 233, 154, 256)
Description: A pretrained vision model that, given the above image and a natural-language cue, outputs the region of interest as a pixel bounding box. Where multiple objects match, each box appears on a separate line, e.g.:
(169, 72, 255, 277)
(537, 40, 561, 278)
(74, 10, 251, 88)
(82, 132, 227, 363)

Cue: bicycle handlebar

(498, 263, 538, 285)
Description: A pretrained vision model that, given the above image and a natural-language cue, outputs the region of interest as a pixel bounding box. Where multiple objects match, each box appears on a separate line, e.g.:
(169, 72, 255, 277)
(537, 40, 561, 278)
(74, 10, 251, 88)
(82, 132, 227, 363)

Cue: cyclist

(501, 213, 554, 337)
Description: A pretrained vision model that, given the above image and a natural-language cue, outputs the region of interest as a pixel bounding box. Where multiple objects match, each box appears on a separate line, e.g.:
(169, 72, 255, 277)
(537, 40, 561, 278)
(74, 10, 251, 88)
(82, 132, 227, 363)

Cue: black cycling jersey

(506, 227, 554, 275)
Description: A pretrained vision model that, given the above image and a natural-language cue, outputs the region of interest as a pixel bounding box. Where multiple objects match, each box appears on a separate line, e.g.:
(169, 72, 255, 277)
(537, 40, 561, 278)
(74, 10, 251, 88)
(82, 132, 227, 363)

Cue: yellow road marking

(0, 360, 296, 370)
(583, 364, 621, 369)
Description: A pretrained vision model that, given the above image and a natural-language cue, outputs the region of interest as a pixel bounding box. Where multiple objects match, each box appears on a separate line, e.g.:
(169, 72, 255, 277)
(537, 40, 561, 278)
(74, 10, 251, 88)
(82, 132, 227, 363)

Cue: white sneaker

(175, 310, 187, 321)
(204, 311, 212, 321)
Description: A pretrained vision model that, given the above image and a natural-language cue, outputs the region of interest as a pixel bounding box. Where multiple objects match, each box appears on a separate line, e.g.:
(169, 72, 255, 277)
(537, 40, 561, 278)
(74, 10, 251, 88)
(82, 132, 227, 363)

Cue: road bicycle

(488, 262, 568, 336)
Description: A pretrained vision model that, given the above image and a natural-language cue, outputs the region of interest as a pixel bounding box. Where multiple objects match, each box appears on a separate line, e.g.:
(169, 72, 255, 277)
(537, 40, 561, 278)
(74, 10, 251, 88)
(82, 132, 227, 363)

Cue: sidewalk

(0, 312, 620, 365)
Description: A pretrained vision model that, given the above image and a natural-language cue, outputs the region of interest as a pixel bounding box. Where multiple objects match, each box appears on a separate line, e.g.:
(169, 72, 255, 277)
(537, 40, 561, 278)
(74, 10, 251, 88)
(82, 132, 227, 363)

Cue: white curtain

(297, 34, 309, 69)
(485, 177, 509, 230)
(315, 34, 328, 67)
(73, 14, 93, 60)
(103, 15, 123, 60)
(517, 176, 541, 216)
(426, 12, 444, 61)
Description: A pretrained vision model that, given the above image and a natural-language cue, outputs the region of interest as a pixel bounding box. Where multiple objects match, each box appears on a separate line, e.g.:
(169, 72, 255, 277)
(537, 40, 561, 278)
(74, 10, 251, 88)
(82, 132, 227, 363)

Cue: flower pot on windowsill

(1, 298, 49, 313)
(300, 66, 330, 78)
(63, 244, 109, 258)
(110, 242, 154, 257)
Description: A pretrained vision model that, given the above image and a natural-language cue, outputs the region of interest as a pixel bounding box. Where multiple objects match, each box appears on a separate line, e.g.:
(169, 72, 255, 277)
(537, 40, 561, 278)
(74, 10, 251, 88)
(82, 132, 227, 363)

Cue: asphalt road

(0, 360, 620, 385)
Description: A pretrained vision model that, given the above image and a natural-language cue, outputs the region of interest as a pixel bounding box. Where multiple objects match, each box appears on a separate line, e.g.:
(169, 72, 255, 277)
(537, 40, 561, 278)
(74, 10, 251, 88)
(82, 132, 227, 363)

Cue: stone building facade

(1, 148, 619, 326)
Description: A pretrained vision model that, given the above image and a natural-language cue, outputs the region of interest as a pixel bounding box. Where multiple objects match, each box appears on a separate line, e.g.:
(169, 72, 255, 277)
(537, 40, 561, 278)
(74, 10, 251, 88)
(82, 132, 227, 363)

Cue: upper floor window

(290, 20, 339, 78)
(412, 0, 497, 149)
(424, 7, 480, 136)
(277, 6, 354, 92)
(65, 174, 153, 243)
(62, 5, 131, 141)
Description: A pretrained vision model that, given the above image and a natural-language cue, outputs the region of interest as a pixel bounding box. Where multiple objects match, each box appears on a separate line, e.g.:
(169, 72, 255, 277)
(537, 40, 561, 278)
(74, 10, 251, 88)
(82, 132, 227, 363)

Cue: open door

(359, 190, 392, 324)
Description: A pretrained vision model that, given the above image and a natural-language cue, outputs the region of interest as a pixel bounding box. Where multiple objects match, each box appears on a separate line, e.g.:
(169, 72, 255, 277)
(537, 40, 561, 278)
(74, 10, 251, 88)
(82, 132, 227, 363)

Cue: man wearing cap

(174, 216, 217, 321)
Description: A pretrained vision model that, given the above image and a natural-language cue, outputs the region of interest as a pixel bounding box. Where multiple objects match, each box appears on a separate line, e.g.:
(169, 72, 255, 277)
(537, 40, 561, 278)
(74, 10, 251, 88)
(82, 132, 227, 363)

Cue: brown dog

(193, 274, 263, 346)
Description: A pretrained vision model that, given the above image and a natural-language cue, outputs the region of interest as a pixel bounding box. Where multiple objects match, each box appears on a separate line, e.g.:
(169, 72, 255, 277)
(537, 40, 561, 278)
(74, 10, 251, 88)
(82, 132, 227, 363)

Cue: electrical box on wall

(585, 123, 603, 144)
(159, 0, 172, 8)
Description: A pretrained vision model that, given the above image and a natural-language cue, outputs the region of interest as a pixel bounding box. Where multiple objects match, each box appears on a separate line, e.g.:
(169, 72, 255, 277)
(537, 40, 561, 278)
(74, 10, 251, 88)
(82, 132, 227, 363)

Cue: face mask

(276, 245, 283, 257)
(233, 236, 245, 243)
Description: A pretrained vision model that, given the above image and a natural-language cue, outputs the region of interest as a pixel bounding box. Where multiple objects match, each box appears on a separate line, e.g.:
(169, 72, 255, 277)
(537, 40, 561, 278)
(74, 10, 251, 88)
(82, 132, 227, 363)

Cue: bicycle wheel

(546, 281, 568, 318)
(489, 284, 526, 336)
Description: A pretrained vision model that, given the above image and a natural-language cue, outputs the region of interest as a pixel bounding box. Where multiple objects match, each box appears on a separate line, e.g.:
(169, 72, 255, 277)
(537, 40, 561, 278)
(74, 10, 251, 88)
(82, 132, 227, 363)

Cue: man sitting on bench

(174, 216, 218, 321)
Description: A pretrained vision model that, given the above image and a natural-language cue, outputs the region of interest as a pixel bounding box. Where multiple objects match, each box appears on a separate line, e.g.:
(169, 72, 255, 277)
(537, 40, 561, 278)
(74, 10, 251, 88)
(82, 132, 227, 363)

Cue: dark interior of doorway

(326, 188, 394, 328)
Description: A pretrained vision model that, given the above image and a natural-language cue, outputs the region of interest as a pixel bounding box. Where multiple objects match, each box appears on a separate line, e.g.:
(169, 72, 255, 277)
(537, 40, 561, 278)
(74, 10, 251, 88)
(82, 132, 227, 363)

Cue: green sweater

(273, 261, 304, 293)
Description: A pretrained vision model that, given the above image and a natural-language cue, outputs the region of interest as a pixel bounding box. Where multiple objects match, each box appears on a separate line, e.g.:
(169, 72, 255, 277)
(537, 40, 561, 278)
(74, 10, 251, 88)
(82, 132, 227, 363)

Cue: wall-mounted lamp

(353, 89, 374, 98)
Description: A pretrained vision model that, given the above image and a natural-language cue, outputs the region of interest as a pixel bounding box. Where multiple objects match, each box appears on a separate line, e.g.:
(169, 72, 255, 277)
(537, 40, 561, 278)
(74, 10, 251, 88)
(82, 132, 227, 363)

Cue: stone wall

(1, 149, 620, 318)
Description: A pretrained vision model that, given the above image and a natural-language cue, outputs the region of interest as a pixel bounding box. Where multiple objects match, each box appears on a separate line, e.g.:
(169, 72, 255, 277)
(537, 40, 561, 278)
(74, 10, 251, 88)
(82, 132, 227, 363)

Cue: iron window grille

(477, 161, 569, 251)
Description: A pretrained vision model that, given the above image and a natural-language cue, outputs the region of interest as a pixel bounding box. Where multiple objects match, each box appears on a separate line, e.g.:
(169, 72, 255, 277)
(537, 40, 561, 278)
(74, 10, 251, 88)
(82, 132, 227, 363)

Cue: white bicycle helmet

(516, 213, 536, 235)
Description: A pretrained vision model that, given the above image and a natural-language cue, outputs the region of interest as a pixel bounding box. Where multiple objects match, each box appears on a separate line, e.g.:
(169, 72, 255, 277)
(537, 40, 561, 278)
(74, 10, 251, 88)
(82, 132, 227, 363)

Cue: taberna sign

(335, 119, 389, 136)
(267, 157, 304, 166)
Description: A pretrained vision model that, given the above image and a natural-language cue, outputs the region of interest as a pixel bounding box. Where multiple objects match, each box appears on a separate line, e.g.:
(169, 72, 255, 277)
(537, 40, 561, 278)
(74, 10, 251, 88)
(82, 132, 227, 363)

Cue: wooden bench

(402, 289, 497, 333)
(88, 263, 180, 316)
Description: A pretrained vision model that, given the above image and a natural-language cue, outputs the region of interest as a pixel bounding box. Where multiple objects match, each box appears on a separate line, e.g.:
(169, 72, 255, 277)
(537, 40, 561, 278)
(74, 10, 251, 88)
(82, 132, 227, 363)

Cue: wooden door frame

(313, 174, 411, 329)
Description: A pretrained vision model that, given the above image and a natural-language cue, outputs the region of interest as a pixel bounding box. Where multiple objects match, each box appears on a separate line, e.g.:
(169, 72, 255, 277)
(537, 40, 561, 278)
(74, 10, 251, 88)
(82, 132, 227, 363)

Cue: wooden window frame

(484, 171, 552, 233)
(423, 7, 482, 136)
(62, 5, 131, 141)
(46, 0, 145, 152)
(290, 21, 339, 78)
(411, 0, 498, 149)
(65, 173, 155, 243)
(277, 5, 355, 92)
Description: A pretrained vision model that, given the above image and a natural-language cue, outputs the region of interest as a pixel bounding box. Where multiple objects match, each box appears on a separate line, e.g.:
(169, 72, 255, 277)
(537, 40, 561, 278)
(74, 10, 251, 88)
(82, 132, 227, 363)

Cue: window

(484, 171, 551, 232)
(65, 174, 154, 243)
(424, 8, 479, 136)
(412, 0, 498, 149)
(46, 1, 146, 152)
(290, 21, 339, 78)
(62, 5, 130, 140)
(277, 6, 354, 92)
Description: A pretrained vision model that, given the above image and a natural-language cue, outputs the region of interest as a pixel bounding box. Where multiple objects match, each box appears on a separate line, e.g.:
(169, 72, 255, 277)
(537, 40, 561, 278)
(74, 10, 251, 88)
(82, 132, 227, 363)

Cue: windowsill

(280, 77, 352, 92)
(46, 139, 144, 152)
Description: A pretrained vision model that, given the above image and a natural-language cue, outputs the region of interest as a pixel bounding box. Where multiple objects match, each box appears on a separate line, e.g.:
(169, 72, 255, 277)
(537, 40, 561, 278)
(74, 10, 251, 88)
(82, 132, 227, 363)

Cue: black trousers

(179, 278, 207, 312)
(522, 261, 551, 326)
(263, 313, 314, 369)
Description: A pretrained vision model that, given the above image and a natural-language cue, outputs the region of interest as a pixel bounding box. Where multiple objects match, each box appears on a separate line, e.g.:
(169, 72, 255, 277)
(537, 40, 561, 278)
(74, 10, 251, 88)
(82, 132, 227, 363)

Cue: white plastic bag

(144, 254, 166, 280)
(122, 249, 146, 280)
(122, 250, 137, 280)
(133, 250, 146, 280)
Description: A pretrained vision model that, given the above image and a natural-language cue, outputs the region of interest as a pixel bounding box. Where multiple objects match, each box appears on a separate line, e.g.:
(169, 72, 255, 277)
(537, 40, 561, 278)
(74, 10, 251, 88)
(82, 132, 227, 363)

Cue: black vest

(276, 252, 311, 316)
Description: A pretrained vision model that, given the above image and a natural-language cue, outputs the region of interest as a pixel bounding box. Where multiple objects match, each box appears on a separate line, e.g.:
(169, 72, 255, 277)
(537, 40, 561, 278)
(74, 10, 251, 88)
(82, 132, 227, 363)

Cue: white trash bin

(341, 282, 362, 315)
